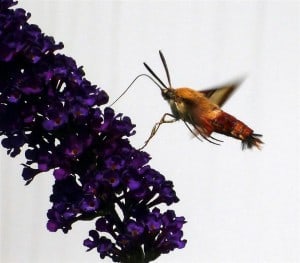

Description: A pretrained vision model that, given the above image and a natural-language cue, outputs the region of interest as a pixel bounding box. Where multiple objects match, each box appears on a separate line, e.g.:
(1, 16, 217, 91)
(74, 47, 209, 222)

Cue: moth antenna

(143, 62, 168, 89)
(110, 74, 164, 107)
(159, 50, 172, 88)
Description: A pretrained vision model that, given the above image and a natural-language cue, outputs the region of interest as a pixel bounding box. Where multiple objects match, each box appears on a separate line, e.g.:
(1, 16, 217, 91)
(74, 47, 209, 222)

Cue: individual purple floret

(0, 0, 186, 262)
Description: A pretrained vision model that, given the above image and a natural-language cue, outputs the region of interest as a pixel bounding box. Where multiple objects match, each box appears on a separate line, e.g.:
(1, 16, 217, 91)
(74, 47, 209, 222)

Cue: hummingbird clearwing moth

(112, 51, 263, 150)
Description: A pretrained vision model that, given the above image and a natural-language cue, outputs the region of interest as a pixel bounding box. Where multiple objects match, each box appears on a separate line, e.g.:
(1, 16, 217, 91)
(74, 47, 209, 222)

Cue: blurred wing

(200, 77, 245, 107)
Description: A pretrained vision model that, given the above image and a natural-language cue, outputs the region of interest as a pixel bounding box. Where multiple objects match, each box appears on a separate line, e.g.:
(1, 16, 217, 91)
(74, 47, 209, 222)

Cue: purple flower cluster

(0, 1, 186, 262)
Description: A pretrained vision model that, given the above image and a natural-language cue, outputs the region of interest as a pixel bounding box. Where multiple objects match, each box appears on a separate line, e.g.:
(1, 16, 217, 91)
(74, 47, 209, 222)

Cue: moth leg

(192, 124, 221, 145)
(209, 135, 223, 143)
(186, 113, 222, 145)
(139, 113, 177, 150)
(183, 121, 203, 142)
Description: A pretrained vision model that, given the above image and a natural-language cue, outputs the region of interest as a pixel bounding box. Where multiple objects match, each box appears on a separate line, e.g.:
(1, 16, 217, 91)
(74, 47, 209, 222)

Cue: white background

(1, 1, 299, 262)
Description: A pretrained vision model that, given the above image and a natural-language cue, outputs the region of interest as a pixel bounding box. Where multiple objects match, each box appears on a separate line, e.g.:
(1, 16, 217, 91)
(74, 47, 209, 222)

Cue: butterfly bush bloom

(0, 1, 186, 262)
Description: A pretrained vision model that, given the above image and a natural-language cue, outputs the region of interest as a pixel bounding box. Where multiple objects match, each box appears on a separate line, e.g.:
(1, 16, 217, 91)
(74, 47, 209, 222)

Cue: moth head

(161, 87, 175, 101)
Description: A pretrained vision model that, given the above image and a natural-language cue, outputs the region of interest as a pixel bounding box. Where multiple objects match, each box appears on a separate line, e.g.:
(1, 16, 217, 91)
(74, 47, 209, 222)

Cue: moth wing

(200, 77, 245, 107)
